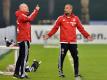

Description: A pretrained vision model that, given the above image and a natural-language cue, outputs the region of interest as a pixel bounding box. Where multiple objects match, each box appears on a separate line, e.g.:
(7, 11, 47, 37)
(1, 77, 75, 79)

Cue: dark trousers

(14, 41, 30, 76)
(58, 43, 79, 76)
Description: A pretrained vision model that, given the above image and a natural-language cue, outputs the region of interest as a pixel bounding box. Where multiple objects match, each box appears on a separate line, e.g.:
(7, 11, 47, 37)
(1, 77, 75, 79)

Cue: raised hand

(35, 4, 40, 10)
(87, 36, 93, 41)
(43, 34, 49, 40)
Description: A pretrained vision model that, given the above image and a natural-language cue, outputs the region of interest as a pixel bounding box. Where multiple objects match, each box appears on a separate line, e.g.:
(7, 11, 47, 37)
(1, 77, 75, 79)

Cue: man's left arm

(76, 17, 92, 40)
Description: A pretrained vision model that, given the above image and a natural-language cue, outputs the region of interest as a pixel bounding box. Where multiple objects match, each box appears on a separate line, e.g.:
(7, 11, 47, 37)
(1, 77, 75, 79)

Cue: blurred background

(0, 0, 107, 27)
(0, 0, 107, 80)
(0, 0, 107, 53)
(0, 0, 107, 51)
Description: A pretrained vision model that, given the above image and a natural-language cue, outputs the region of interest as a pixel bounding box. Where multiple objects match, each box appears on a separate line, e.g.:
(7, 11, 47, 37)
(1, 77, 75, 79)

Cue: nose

(66, 6, 71, 10)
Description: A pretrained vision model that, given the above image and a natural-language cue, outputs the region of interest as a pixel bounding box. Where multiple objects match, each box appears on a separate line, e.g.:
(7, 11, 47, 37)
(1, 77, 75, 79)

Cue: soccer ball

(6, 64, 15, 72)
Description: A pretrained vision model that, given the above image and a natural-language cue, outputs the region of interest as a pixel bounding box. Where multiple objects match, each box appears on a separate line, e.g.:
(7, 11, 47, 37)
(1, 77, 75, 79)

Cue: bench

(0, 46, 19, 64)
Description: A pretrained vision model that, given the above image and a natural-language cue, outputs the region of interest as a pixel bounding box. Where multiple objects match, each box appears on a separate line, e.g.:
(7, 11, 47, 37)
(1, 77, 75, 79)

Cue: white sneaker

(75, 75, 81, 80)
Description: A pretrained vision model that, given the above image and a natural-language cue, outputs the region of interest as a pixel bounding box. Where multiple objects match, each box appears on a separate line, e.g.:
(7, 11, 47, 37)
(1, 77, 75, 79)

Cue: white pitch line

(0, 71, 14, 75)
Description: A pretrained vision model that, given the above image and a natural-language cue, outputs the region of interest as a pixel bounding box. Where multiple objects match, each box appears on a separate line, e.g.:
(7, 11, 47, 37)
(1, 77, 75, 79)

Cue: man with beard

(43, 4, 92, 80)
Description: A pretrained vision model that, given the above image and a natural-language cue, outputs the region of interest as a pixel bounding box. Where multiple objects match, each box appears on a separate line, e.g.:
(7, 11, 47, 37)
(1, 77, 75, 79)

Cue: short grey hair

(19, 3, 28, 9)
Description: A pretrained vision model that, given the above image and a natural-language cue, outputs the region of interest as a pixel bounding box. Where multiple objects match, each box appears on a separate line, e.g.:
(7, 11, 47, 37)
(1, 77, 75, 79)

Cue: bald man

(13, 3, 40, 79)
(43, 4, 92, 80)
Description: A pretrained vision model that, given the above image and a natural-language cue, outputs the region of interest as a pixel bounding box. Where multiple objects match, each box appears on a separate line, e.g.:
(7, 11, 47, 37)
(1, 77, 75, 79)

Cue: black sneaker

(31, 60, 41, 72)
(59, 70, 65, 77)
(13, 74, 20, 79)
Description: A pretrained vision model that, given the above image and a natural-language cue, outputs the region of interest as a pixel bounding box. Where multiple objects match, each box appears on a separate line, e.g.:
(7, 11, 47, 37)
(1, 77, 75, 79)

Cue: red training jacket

(48, 13, 90, 43)
(16, 9, 39, 42)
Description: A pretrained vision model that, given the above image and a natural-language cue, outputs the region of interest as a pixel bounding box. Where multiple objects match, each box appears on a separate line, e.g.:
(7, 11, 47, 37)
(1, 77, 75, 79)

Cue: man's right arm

(43, 16, 61, 40)
(47, 17, 61, 37)
(18, 5, 40, 22)
(28, 4, 40, 21)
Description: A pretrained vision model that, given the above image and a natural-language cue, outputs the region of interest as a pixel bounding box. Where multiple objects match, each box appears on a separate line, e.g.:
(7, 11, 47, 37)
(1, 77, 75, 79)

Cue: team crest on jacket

(73, 18, 76, 21)
(70, 22, 76, 26)
(70, 18, 76, 26)
(63, 19, 65, 21)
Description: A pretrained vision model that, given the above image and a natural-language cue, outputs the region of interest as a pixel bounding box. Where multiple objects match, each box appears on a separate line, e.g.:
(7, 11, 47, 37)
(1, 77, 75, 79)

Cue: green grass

(79, 44, 107, 80)
(0, 44, 107, 80)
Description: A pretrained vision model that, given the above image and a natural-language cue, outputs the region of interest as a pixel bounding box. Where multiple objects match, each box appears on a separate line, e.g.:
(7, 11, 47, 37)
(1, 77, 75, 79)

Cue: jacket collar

(63, 13, 75, 18)
(16, 10, 29, 17)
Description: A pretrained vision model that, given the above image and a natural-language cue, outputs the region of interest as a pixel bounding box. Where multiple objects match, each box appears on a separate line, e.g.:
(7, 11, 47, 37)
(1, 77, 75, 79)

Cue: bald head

(64, 4, 73, 15)
(19, 3, 29, 12)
